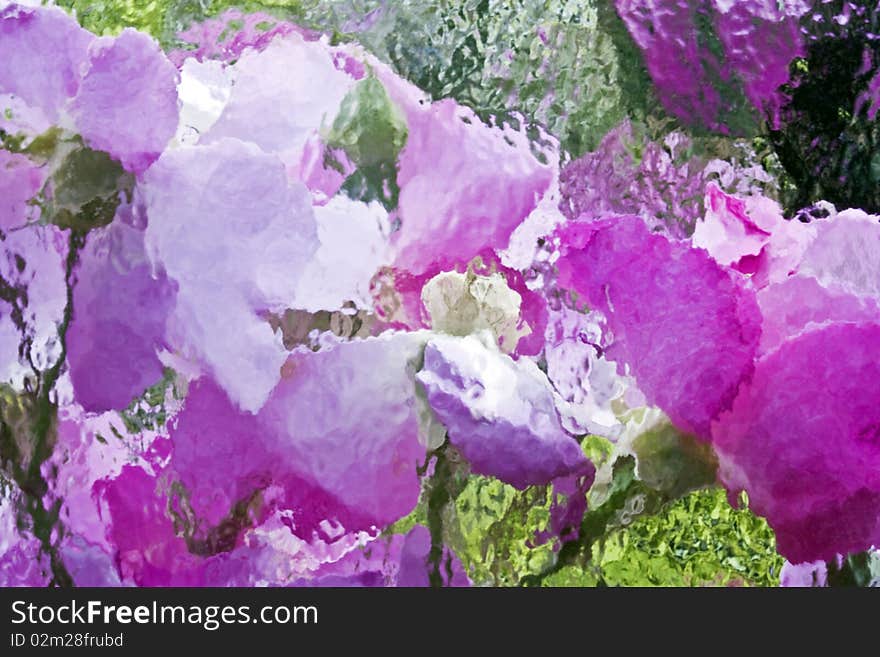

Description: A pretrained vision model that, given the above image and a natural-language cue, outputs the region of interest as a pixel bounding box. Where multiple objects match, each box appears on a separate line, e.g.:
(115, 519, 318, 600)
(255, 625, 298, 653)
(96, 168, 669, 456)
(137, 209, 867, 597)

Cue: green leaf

(545, 488, 783, 587)
(631, 422, 718, 499)
(325, 75, 408, 167)
(826, 551, 880, 588)
(46, 144, 133, 232)
(24, 127, 65, 161)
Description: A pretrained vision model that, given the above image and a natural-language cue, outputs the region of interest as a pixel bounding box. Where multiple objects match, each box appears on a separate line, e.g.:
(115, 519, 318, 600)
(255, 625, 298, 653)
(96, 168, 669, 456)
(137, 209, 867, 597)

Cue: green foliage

(119, 368, 183, 434)
(56, 0, 305, 43)
(161, 0, 305, 47)
(593, 489, 784, 586)
(444, 459, 783, 588)
(434, 427, 779, 588)
(326, 76, 408, 168)
(581, 433, 614, 467)
(583, 421, 718, 548)
(56, 0, 166, 37)
(325, 75, 407, 210)
(546, 489, 784, 587)
(449, 475, 557, 586)
(583, 456, 650, 538)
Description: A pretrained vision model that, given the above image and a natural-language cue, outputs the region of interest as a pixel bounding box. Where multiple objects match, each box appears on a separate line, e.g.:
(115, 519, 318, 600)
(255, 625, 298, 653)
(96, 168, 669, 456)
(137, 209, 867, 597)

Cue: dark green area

(768, 2, 880, 215)
(46, 143, 134, 231)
